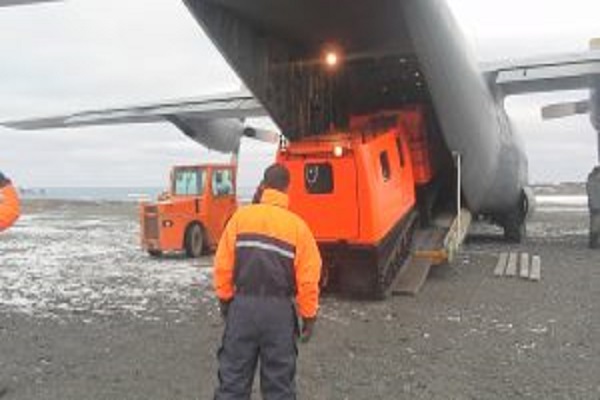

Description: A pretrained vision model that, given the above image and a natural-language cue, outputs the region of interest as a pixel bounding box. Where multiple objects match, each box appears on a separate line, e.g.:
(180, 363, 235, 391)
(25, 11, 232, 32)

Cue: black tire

(590, 233, 599, 249)
(504, 215, 525, 243)
(148, 249, 163, 258)
(590, 214, 600, 249)
(184, 223, 204, 258)
(503, 193, 528, 243)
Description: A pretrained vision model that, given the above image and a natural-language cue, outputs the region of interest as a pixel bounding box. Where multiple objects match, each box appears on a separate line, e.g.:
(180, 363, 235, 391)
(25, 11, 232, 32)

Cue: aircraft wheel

(590, 214, 600, 249)
(185, 223, 204, 258)
(503, 216, 525, 243)
(589, 234, 598, 249)
(504, 193, 528, 243)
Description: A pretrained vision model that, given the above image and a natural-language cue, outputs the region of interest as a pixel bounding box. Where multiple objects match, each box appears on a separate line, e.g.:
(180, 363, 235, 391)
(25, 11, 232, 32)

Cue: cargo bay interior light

(322, 43, 343, 71)
(325, 51, 339, 68)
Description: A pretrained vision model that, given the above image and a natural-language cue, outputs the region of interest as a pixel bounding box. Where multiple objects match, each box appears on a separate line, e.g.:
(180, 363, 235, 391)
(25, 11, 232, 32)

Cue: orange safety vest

(214, 188, 322, 318)
(0, 183, 20, 232)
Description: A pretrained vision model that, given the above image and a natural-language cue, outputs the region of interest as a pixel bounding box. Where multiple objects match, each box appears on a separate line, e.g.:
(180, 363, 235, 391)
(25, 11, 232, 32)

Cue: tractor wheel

(148, 250, 163, 258)
(185, 223, 204, 258)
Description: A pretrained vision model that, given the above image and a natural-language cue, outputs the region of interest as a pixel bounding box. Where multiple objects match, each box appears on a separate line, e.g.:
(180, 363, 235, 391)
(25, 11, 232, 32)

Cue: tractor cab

(140, 163, 237, 258)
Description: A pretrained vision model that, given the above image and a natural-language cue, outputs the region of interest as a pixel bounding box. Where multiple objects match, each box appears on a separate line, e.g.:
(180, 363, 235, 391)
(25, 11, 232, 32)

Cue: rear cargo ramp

(392, 209, 471, 295)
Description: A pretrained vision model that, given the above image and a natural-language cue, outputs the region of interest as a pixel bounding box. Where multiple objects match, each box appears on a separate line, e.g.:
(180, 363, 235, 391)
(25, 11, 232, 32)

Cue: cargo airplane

(3, 0, 600, 296)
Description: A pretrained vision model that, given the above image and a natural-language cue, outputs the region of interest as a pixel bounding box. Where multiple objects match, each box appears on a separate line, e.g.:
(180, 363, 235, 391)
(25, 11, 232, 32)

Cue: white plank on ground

(505, 252, 518, 276)
(494, 252, 508, 276)
(530, 256, 542, 281)
(520, 253, 530, 279)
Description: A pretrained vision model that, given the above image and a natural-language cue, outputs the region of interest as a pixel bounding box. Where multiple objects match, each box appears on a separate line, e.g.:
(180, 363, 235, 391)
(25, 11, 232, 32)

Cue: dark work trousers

(214, 295, 298, 400)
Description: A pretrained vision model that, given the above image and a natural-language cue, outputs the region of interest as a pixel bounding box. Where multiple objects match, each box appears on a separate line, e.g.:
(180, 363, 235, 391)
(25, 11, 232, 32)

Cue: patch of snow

(0, 206, 214, 319)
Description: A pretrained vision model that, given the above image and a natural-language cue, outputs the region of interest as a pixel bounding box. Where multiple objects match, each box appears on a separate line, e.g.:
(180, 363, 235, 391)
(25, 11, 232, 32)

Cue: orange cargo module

(349, 106, 437, 185)
(277, 108, 438, 297)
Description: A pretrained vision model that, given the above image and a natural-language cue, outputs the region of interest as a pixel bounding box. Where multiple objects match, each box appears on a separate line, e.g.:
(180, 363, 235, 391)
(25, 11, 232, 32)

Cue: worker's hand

(299, 317, 316, 343)
(219, 299, 231, 319)
(0, 172, 9, 188)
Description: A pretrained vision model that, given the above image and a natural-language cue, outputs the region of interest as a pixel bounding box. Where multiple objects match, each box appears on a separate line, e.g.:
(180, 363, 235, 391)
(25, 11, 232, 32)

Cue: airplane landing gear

(503, 215, 526, 243)
(586, 166, 600, 249)
(589, 214, 599, 249)
(502, 190, 530, 243)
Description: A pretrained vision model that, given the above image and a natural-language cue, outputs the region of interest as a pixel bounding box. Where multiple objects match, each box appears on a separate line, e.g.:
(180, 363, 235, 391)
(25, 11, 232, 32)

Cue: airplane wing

(483, 49, 600, 96)
(0, 0, 60, 6)
(1, 91, 265, 130)
(1, 91, 278, 153)
(482, 45, 600, 129)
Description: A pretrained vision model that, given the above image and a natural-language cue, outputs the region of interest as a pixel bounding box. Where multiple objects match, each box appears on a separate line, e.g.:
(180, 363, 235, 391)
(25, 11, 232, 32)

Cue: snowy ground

(0, 201, 214, 320)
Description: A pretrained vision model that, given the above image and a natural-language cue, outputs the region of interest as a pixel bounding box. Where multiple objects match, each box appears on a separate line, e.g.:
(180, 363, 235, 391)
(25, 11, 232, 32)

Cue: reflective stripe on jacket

(214, 188, 322, 318)
(0, 183, 20, 232)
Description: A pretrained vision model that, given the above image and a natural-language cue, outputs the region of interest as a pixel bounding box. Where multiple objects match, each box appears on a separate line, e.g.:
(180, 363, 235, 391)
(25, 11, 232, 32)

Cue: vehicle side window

(212, 169, 234, 196)
(305, 163, 334, 194)
(380, 151, 391, 181)
(396, 137, 405, 168)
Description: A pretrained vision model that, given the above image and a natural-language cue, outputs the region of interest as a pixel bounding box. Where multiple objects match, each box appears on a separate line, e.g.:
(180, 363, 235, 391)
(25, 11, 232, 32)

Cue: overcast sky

(1, 0, 599, 187)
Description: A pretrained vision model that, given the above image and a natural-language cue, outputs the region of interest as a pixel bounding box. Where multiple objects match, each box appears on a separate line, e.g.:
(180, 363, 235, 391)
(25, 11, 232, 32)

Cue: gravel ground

(0, 199, 598, 400)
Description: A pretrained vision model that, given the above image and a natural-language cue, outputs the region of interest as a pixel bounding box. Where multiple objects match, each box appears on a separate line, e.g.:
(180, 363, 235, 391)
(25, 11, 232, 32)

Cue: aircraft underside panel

(183, 0, 422, 139)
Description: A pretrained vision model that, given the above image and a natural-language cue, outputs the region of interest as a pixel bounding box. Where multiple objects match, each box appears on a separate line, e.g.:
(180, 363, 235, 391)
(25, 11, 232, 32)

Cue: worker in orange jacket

(0, 171, 20, 232)
(213, 163, 322, 400)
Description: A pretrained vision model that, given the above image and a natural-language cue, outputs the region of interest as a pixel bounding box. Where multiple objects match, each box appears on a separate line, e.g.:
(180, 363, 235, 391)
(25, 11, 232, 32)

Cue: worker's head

(252, 164, 290, 203)
(263, 164, 290, 192)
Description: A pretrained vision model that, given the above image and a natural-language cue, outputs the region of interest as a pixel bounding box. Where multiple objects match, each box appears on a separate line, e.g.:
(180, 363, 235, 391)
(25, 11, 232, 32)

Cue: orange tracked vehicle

(140, 163, 237, 258)
(277, 106, 449, 297)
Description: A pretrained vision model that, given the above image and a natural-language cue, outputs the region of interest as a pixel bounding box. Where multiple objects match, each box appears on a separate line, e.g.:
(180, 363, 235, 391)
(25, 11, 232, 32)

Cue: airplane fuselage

(183, 0, 529, 230)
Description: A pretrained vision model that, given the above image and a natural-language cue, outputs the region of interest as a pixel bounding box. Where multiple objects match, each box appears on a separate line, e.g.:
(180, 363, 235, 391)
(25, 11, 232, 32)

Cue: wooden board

(520, 253, 530, 279)
(505, 252, 518, 276)
(494, 252, 508, 276)
(530, 255, 542, 281)
(391, 257, 432, 296)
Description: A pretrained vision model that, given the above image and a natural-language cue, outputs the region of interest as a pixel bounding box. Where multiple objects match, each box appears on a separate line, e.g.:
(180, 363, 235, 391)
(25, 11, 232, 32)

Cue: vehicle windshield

(172, 168, 206, 196)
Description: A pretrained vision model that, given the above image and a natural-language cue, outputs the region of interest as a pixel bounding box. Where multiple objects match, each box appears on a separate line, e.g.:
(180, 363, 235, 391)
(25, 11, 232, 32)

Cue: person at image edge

(0, 171, 20, 232)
